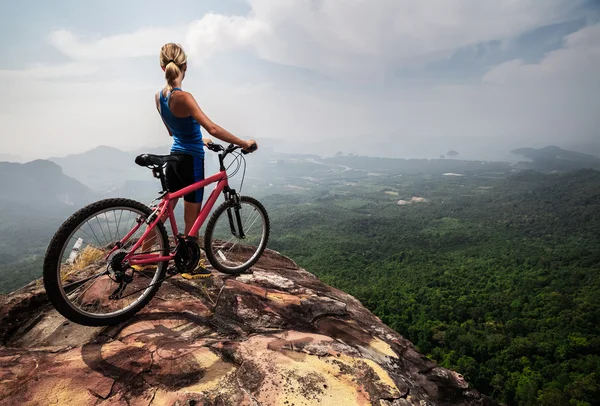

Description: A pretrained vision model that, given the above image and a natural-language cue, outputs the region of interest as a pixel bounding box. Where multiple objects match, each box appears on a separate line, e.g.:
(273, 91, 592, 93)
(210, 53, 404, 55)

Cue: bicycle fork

(224, 191, 245, 239)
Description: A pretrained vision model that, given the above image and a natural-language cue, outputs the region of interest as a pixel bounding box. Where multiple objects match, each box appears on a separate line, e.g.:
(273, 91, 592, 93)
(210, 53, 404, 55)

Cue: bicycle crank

(174, 235, 201, 273)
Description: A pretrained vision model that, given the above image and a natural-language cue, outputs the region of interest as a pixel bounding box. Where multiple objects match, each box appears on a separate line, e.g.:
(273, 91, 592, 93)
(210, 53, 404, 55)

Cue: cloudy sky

(1, 0, 599, 161)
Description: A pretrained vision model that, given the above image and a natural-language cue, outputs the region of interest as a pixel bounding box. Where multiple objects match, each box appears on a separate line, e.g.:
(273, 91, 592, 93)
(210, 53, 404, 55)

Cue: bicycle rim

(55, 206, 166, 319)
(206, 199, 268, 273)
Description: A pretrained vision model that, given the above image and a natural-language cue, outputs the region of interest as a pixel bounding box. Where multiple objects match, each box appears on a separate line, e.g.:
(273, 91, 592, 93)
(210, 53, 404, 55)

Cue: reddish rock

(0, 248, 497, 406)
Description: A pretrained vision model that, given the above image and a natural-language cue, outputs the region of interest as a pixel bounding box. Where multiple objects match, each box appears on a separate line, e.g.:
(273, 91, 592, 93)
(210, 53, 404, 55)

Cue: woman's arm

(181, 92, 256, 150)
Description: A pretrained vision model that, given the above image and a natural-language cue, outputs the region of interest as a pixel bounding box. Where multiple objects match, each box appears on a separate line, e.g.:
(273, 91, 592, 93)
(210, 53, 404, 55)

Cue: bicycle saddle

(135, 154, 185, 167)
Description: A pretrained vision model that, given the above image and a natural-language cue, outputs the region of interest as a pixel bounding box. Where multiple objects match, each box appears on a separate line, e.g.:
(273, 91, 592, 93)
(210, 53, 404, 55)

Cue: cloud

(46, 1, 584, 80)
(1, 77, 163, 160)
(185, 0, 584, 79)
(185, 13, 268, 65)
(483, 23, 600, 85)
(2, 2, 598, 161)
(0, 62, 98, 79)
(49, 26, 185, 60)
(424, 23, 600, 150)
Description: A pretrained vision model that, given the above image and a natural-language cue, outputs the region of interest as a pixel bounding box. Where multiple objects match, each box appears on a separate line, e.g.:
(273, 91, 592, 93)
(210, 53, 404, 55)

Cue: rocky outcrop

(0, 249, 497, 406)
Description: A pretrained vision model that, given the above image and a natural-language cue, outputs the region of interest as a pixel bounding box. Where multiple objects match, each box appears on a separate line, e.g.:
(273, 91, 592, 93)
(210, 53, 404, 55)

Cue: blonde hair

(160, 43, 187, 90)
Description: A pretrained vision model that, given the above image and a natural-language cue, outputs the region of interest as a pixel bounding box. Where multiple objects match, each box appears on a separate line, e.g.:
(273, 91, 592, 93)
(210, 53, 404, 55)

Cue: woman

(154, 42, 257, 277)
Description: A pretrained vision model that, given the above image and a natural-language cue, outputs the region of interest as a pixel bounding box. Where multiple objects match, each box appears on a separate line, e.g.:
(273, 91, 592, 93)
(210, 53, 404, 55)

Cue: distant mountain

(49, 145, 149, 193)
(560, 140, 600, 159)
(0, 154, 22, 163)
(50, 144, 227, 194)
(512, 146, 599, 161)
(0, 160, 98, 293)
(511, 146, 600, 171)
(0, 159, 96, 207)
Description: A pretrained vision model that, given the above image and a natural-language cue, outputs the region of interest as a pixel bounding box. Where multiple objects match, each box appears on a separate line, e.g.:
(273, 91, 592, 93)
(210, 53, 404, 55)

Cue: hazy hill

(0, 159, 96, 207)
(50, 144, 224, 196)
(49, 145, 149, 193)
(511, 146, 600, 171)
(0, 160, 97, 293)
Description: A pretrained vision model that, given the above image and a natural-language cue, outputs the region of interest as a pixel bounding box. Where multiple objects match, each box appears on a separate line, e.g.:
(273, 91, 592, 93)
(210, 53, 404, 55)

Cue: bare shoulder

(177, 91, 200, 107)
(178, 90, 196, 100)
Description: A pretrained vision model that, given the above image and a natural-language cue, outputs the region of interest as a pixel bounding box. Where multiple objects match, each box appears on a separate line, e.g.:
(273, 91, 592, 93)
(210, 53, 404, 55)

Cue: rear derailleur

(107, 251, 133, 300)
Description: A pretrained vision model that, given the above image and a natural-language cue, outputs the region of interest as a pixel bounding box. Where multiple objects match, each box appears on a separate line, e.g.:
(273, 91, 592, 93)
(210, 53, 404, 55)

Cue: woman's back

(158, 87, 204, 158)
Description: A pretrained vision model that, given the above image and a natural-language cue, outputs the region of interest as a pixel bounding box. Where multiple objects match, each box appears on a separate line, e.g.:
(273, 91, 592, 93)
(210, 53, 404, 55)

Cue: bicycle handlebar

(206, 142, 257, 156)
(242, 142, 257, 154)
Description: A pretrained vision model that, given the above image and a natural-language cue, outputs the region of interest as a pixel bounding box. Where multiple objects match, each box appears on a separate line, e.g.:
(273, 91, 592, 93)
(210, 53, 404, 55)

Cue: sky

(1, 0, 599, 161)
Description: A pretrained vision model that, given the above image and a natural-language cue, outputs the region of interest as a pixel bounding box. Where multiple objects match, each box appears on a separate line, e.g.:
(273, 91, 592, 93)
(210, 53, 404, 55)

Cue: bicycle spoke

(241, 207, 257, 231)
(95, 216, 109, 246)
(104, 212, 114, 243)
(86, 221, 103, 248)
(244, 212, 262, 234)
(52, 204, 168, 320)
(206, 198, 269, 274)
(75, 228, 98, 247)
(124, 211, 133, 237)
(68, 272, 106, 302)
(63, 270, 107, 293)
(114, 210, 122, 240)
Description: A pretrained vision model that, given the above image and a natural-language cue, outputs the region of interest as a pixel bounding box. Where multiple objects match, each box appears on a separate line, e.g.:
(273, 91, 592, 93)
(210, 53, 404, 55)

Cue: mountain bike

(43, 142, 269, 326)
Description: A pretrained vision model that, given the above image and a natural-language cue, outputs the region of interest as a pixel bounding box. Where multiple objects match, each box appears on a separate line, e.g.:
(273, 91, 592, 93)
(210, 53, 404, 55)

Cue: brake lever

(206, 142, 224, 152)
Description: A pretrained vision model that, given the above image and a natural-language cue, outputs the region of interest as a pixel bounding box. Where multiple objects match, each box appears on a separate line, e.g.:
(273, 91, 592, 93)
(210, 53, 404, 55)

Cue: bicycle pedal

(181, 272, 212, 280)
(131, 265, 157, 272)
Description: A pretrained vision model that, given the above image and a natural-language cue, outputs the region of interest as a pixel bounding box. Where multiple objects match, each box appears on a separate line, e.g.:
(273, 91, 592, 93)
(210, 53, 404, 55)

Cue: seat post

(152, 167, 168, 192)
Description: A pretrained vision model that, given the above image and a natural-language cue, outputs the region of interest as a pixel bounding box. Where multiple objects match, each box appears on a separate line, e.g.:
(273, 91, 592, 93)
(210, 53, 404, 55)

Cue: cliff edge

(0, 249, 497, 406)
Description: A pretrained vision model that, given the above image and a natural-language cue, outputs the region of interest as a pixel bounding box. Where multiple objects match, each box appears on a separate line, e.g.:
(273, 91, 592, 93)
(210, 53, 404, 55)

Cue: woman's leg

(184, 155, 205, 238)
(184, 201, 202, 238)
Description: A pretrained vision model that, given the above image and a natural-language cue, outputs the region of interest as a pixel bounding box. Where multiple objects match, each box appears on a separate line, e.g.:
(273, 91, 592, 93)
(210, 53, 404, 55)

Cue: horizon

(3, 141, 600, 166)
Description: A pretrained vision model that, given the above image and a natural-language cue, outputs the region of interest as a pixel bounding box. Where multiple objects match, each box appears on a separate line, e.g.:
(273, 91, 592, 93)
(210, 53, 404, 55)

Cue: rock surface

(0, 249, 497, 406)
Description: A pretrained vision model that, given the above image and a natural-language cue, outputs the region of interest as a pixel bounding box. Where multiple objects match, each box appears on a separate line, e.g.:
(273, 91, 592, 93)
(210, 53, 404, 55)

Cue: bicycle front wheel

(204, 196, 270, 274)
(43, 198, 169, 326)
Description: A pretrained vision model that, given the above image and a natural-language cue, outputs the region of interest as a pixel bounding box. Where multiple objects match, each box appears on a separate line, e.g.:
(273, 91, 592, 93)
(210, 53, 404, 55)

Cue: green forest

(264, 168, 600, 406)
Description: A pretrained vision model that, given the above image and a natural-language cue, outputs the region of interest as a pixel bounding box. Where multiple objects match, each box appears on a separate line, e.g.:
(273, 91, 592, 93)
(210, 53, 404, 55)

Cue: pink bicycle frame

(110, 170, 230, 266)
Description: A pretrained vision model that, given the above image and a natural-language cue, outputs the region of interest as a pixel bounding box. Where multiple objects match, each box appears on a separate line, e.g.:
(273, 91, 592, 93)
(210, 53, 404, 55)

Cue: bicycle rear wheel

(43, 198, 169, 326)
(204, 196, 270, 274)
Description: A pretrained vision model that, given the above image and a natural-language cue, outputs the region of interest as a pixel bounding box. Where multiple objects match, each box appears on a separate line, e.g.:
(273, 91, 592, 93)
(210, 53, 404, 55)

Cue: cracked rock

(0, 248, 497, 406)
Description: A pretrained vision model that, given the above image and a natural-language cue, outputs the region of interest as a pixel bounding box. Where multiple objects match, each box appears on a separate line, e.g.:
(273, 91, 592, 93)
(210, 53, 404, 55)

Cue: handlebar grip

(242, 143, 257, 154)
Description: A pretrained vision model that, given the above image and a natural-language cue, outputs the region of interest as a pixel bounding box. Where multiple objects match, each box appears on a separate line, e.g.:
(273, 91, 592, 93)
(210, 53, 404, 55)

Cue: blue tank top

(159, 88, 204, 158)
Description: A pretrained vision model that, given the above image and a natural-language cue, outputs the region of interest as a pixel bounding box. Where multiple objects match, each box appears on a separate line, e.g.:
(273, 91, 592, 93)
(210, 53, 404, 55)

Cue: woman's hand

(203, 137, 214, 146)
(242, 139, 258, 152)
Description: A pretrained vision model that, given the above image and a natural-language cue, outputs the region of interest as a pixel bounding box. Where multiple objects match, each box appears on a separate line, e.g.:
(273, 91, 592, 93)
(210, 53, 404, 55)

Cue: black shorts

(165, 153, 205, 203)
